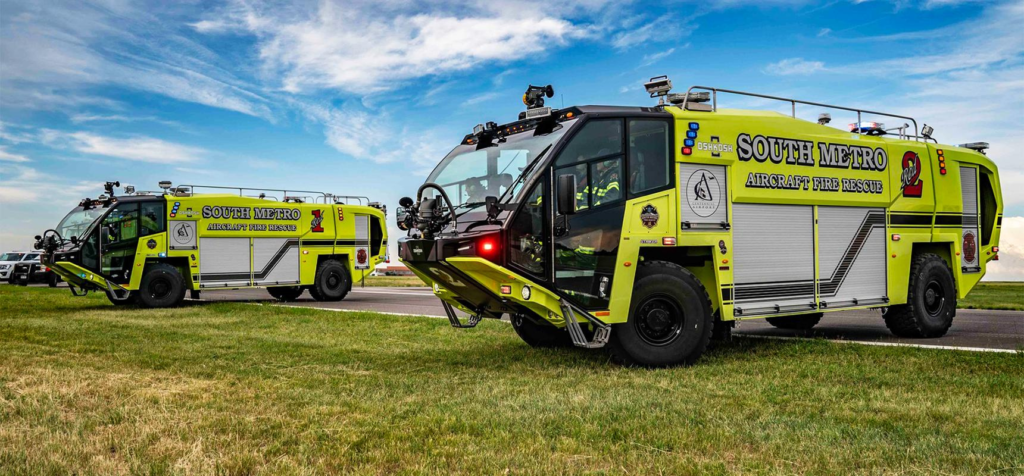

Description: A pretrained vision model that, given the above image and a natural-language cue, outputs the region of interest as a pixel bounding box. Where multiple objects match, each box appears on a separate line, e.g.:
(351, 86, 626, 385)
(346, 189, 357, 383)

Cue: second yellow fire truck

(37, 182, 388, 308)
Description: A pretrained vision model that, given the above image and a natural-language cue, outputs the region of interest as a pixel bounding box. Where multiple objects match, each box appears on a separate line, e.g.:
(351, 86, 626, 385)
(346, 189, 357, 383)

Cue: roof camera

(523, 84, 554, 109)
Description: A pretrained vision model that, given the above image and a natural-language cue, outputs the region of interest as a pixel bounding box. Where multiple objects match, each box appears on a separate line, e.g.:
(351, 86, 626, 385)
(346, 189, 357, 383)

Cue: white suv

(0, 252, 40, 282)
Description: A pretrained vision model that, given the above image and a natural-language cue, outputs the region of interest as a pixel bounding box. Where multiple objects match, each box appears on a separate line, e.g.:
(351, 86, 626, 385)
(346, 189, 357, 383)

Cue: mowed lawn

(960, 282, 1024, 311)
(1, 286, 1022, 475)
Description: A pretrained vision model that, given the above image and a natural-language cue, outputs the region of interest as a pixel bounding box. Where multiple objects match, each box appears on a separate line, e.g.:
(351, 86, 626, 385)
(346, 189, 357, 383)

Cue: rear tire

(511, 313, 572, 348)
(136, 263, 186, 308)
(766, 313, 823, 330)
(268, 286, 304, 302)
(310, 260, 350, 302)
(609, 261, 713, 367)
(883, 253, 956, 338)
(106, 291, 138, 306)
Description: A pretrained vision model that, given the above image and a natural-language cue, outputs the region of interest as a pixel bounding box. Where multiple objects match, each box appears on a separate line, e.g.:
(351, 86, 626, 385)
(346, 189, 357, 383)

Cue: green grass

(1, 286, 1022, 475)
(961, 282, 1024, 311)
(360, 275, 427, 287)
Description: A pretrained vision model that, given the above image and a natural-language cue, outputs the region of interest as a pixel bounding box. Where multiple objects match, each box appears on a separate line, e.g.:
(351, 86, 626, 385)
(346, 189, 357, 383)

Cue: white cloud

(611, 15, 686, 50)
(817, 28, 831, 37)
(235, 1, 583, 94)
(65, 133, 205, 163)
(0, 146, 31, 163)
(300, 101, 451, 173)
(639, 47, 677, 68)
(0, 1, 271, 119)
(985, 216, 1024, 281)
(763, 58, 827, 75)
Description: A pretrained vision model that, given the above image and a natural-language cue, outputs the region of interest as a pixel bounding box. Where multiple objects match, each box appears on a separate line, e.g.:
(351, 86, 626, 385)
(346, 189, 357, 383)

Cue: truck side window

(554, 119, 623, 167)
(628, 119, 670, 195)
(140, 202, 164, 236)
(508, 181, 547, 276)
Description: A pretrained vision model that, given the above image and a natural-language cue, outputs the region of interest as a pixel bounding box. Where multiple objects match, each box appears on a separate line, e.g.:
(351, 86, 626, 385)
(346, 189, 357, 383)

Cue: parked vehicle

(11, 260, 60, 287)
(395, 79, 1003, 366)
(35, 181, 387, 308)
(0, 251, 40, 282)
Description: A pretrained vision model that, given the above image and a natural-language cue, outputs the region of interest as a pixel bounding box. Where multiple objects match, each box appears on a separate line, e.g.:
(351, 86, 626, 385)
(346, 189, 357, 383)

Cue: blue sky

(1, 0, 1022, 278)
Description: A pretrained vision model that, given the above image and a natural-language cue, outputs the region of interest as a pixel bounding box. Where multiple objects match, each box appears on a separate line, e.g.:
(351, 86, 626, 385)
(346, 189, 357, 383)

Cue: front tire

(766, 313, 823, 330)
(136, 263, 186, 308)
(268, 286, 304, 302)
(310, 260, 350, 302)
(883, 253, 956, 338)
(511, 313, 572, 348)
(609, 261, 713, 367)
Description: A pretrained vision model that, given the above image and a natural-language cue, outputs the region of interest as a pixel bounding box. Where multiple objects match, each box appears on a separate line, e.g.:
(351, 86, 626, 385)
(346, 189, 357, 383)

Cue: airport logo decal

(901, 151, 924, 198)
(310, 210, 325, 233)
(686, 169, 721, 218)
(172, 222, 193, 245)
(146, 239, 157, 250)
(640, 204, 659, 229)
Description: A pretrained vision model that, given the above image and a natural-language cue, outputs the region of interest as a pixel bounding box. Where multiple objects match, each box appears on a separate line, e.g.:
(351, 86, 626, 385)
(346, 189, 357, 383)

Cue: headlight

(0, 264, 9, 269)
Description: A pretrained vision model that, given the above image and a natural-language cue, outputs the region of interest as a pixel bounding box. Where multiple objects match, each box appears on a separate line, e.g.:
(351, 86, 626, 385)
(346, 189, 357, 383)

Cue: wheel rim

(634, 295, 684, 346)
(923, 280, 945, 316)
(326, 271, 341, 290)
(148, 277, 172, 300)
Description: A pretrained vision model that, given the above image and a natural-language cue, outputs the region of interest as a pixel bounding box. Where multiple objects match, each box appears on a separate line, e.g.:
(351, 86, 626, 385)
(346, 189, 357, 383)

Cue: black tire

(136, 263, 186, 308)
(268, 286, 304, 302)
(47, 273, 59, 288)
(310, 260, 350, 302)
(883, 253, 956, 338)
(765, 313, 823, 330)
(511, 313, 573, 348)
(609, 261, 714, 367)
(106, 290, 138, 306)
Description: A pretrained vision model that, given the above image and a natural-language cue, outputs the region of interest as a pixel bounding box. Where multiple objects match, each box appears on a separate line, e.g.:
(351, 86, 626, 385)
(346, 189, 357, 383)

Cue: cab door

(552, 119, 627, 310)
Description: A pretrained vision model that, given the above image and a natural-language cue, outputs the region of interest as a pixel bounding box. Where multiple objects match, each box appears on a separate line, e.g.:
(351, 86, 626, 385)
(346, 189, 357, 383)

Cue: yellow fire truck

(36, 182, 387, 308)
(396, 79, 1003, 366)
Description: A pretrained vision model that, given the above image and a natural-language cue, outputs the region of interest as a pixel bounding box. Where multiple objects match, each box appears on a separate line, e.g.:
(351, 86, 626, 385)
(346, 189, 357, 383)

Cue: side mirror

(485, 195, 500, 219)
(399, 196, 414, 208)
(556, 174, 577, 216)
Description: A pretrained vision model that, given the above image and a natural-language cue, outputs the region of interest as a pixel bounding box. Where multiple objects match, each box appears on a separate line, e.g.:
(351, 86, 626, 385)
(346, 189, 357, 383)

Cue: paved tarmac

(198, 286, 1024, 352)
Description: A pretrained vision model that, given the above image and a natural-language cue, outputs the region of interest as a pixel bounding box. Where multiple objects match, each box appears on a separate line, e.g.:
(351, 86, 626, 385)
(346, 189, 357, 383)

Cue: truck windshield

(56, 206, 107, 240)
(425, 119, 577, 209)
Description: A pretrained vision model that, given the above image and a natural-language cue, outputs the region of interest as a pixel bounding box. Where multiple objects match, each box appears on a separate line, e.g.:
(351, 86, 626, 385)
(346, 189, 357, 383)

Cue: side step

(441, 301, 482, 328)
(560, 300, 611, 348)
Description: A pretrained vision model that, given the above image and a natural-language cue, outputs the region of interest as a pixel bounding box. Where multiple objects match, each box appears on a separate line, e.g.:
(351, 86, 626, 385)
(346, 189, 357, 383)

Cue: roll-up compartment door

(199, 237, 251, 287)
(960, 166, 980, 272)
(732, 204, 815, 316)
(252, 238, 300, 285)
(817, 207, 887, 308)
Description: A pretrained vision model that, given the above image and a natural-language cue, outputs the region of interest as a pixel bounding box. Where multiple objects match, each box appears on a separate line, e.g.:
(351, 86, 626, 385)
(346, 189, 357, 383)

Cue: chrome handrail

(680, 85, 921, 141)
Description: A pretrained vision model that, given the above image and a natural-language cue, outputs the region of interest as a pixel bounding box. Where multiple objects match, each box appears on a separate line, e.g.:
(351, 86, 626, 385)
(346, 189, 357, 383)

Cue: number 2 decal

(901, 151, 924, 198)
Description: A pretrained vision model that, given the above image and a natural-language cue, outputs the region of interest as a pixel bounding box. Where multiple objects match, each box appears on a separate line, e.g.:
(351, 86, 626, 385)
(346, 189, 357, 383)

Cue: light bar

(849, 122, 884, 133)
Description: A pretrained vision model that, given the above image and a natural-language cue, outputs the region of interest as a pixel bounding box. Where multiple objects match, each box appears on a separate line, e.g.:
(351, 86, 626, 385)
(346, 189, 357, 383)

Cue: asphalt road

(198, 286, 1024, 352)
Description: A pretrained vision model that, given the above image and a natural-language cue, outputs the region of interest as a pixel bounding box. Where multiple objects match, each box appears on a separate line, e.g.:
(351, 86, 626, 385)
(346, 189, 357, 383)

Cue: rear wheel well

(316, 254, 349, 268)
(909, 242, 957, 295)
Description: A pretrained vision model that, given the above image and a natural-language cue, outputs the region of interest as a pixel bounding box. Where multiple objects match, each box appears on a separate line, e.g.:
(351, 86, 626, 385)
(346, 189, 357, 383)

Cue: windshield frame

(56, 205, 111, 242)
(424, 118, 579, 211)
